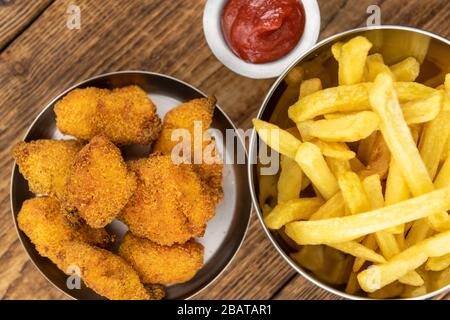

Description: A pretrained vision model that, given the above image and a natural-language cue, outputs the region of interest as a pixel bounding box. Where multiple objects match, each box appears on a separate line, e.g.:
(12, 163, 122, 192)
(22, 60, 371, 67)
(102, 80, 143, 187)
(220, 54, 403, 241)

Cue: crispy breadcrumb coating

(13, 140, 83, 199)
(153, 96, 223, 204)
(17, 197, 113, 269)
(63, 135, 136, 228)
(60, 241, 159, 300)
(55, 85, 162, 145)
(120, 155, 215, 245)
(119, 233, 204, 284)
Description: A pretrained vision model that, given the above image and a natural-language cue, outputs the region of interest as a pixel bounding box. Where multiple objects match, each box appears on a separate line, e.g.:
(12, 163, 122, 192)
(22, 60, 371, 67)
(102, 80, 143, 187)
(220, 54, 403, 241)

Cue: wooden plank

(0, 0, 53, 50)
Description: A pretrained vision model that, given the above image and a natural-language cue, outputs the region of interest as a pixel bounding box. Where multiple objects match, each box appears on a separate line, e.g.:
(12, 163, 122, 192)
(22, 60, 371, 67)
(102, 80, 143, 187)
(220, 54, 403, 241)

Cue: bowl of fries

(249, 25, 450, 299)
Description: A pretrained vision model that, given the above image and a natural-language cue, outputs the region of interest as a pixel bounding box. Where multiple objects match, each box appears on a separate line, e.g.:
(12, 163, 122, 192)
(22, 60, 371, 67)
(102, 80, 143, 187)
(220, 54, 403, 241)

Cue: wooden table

(0, 0, 449, 300)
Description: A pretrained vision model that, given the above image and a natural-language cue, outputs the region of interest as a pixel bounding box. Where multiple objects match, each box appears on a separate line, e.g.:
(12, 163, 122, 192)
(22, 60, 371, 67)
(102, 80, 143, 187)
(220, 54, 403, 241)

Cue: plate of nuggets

(10, 71, 251, 300)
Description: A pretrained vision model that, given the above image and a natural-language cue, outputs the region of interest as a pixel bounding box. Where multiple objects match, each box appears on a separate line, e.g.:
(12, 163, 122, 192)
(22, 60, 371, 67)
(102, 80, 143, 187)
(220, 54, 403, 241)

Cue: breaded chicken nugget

(120, 155, 215, 245)
(17, 197, 113, 269)
(60, 242, 158, 300)
(119, 233, 204, 284)
(63, 135, 136, 228)
(153, 96, 223, 203)
(13, 140, 83, 199)
(55, 85, 162, 145)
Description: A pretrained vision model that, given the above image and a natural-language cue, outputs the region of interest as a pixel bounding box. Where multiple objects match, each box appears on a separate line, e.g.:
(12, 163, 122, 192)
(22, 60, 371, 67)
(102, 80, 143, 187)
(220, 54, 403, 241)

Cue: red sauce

(221, 0, 305, 64)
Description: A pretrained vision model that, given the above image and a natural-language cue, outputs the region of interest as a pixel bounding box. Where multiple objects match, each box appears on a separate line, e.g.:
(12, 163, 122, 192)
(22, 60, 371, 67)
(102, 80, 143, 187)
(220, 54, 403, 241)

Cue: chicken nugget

(63, 135, 136, 228)
(17, 197, 113, 269)
(119, 233, 204, 284)
(13, 139, 83, 199)
(61, 241, 158, 300)
(153, 96, 223, 203)
(120, 155, 215, 245)
(55, 85, 161, 145)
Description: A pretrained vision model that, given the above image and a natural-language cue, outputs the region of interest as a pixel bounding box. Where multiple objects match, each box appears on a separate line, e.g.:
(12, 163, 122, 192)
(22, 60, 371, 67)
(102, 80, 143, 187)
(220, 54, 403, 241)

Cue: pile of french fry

(254, 35, 450, 298)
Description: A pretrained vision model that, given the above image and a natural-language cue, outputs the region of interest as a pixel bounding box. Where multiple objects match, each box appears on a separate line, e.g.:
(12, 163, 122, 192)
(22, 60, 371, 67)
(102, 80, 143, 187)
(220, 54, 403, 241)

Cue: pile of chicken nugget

(13, 85, 223, 300)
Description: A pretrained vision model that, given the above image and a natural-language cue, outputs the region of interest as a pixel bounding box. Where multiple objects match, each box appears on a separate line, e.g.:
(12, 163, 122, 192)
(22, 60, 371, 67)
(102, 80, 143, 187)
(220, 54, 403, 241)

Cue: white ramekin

(203, 0, 321, 79)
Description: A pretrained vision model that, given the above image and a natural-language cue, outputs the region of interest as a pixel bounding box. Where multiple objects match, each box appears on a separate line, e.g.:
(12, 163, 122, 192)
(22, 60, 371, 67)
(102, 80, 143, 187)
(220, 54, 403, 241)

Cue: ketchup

(221, 0, 305, 64)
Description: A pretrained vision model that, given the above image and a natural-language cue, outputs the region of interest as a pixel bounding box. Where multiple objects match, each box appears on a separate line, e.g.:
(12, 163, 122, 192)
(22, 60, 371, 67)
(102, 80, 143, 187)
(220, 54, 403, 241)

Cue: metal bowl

(10, 71, 251, 300)
(249, 26, 450, 300)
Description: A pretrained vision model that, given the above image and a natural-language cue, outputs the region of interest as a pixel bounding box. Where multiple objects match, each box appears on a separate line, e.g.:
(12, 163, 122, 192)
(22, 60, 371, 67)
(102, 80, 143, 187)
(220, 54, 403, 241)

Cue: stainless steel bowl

(249, 26, 450, 300)
(11, 71, 251, 300)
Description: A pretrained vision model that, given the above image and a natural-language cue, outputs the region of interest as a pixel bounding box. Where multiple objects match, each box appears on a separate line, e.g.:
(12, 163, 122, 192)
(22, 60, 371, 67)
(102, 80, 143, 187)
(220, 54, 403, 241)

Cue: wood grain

(0, 0, 449, 300)
(0, 0, 53, 50)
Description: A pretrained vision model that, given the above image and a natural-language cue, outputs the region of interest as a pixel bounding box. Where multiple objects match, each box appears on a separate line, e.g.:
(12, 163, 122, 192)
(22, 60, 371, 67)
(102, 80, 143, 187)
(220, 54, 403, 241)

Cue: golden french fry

(288, 82, 436, 122)
(349, 157, 366, 172)
(365, 53, 392, 82)
(419, 106, 450, 181)
(338, 171, 371, 215)
(401, 91, 443, 125)
(284, 186, 450, 245)
(309, 192, 346, 221)
(435, 157, 450, 189)
(390, 57, 420, 82)
(346, 272, 361, 295)
(442, 136, 450, 162)
(353, 235, 378, 273)
(331, 42, 343, 61)
(399, 270, 424, 287)
(327, 158, 351, 177)
(369, 73, 450, 232)
(297, 111, 379, 143)
(264, 198, 324, 230)
(253, 119, 301, 159)
(299, 78, 322, 99)
(426, 253, 450, 271)
(329, 242, 386, 264)
(277, 155, 303, 203)
(368, 281, 404, 299)
(294, 142, 339, 200)
(338, 36, 372, 85)
(311, 139, 355, 160)
(357, 230, 450, 292)
(429, 266, 450, 291)
(362, 174, 384, 209)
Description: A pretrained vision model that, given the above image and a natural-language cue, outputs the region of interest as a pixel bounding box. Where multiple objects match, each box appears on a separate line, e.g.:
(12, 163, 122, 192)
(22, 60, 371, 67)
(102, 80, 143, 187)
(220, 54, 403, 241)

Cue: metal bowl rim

(10, 70, 252, 300)
(248, 25, 450, 300)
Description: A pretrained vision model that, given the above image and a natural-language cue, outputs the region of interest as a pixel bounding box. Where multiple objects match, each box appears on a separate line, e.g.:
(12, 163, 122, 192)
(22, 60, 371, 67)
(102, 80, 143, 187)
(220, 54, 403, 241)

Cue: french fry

(297, 111, 379, 142)
(401, 285, 428, 298)
(327, 158, 351, 177)
(369, 73, 450, 232)
(264, 198, 324, 230)
(390, 57, 420, 82)
(346, 272, 361, 295)
(253, 119, 301, 159)
(425, 253, 450, 272)
(401, 91, 443, 124)
(284, 186, 450, 245)
(277, 155, 303, 203)
(365, 54, 392, 82)
(338, 36, 372, 85)
(398, 270, 424, 287)
(353, 234, 377, 272)
(338, 171, 371, 215)
(435, 156, 450, 189)
(258, 174, 278, 209)
(357, 230, 450, 292)
(331, 42, 343, 61)
(299, 78, 322, 99)
(349, 157, 366, 172)
(419, 105, 450, 181)
(357, 132, 378, 165)
(429, 267, 450, 291)
(309, 192, 346, 220)
(294, 142, 339, 200)
(288, 82, 436, 122)
(357, 132, 391, 180)
(311, 139, 355, 160)
(330, 242, 386, 264)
